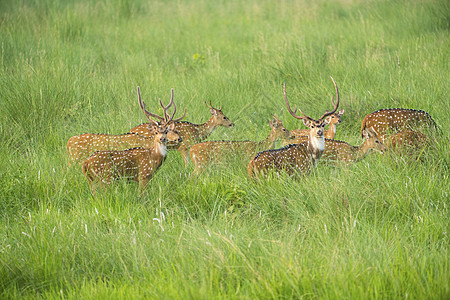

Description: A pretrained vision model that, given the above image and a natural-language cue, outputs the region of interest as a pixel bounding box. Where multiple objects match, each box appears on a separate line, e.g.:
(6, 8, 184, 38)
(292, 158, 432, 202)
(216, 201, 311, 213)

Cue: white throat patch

(157, 143, 167, 157)
(311, 136, 325, 152)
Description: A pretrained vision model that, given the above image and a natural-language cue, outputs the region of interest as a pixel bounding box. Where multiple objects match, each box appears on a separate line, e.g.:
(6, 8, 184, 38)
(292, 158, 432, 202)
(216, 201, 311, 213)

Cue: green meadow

(0, 0, 449, 298)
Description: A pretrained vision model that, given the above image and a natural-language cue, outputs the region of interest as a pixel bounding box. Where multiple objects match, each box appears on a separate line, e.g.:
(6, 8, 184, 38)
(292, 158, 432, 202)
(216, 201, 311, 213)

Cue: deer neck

(308, 134, 325, 164)
(324, 123, 337, 139)
(260, 128, 279, 149)
(151, 141, 168, 162)
(197, 117, 218, 140)
(356, 140, 372, 160)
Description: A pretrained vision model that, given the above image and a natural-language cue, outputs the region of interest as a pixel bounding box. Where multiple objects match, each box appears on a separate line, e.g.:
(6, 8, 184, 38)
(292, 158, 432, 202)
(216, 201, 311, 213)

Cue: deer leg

(178, 143, 191, 167)
(138, 177, 149, 195)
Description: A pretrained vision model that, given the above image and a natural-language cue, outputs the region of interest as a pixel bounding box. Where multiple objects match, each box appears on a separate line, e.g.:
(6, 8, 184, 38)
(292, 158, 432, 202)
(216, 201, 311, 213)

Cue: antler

(318, 76, 340, 121)
(137, 86, 160, 126)
(271, 114, 281, 123)
(137, 87, 186, 125)
(204, 100, 222, 111)
(283, 83, 314, 121)
(163, 89, 186, 124)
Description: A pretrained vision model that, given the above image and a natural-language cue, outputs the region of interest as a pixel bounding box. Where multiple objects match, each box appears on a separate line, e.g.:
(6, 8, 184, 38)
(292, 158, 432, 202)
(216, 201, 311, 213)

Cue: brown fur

(360, 108, 437, 143)
(82, 125, 172, 192)
(189, 116, 293, 174)
(129, 101, 234, 167)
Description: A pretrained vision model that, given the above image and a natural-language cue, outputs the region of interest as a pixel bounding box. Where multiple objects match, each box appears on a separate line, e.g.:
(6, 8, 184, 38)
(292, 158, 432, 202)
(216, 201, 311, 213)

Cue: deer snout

(177, 136, 183, 143)
(317, 129, 323, 136)
(229, 122, 235, 127)
(160, 136, 167, 143)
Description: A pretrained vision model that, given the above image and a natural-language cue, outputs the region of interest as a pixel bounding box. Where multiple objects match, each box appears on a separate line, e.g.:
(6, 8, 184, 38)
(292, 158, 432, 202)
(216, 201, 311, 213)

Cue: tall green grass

(0, 0, 449, 298)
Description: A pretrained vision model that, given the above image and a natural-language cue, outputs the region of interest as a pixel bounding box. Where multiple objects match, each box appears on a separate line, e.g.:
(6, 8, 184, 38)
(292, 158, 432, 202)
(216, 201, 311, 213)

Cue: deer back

(320, 139, 361, 164)
(322, 127, 386, 164)
(388, 130, 431, 154)
(67, 132, 154, 163)
(247, 143, 313, 178)
(189, 116, 291, 172)
(361, 108, 437, 143)
(82, 147, 166, 185)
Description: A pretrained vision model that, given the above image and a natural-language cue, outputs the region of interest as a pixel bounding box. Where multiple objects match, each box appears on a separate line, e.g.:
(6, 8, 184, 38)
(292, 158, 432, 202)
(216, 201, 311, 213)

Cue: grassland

(0, 0, 449, 298)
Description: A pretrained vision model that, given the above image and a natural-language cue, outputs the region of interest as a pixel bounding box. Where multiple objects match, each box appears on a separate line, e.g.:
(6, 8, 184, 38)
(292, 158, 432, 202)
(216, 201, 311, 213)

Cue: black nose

(317, 130, 323, 136)
(178, 137, 183, 142)
(160, 137, 166, 143)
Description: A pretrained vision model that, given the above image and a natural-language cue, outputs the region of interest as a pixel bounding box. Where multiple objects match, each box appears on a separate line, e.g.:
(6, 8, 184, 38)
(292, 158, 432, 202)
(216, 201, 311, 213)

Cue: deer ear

(302, 119, 311, 127)
(168, 123, 175, 131)
(362, 129, 369, 139)
(338, 109, 345, 116)
(368, 127, 378, 138)
(210, 108, 218, 116)
(148, 126, 158, 135)
(323, 117, 331, 126)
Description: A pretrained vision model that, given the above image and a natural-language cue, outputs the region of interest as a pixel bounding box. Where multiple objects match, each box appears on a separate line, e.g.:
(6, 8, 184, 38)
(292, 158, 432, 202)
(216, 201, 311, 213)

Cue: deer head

(361, 127, 387, 154)
(284, 76, 340, 158)
(268, 114, 295, 141)
(204, 100, 235, 128)
(137, 87, 185, 146)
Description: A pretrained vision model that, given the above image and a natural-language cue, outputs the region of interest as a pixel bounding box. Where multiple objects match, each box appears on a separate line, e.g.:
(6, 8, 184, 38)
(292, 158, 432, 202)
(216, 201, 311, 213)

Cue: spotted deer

(319, 127, 386, 165)
(129, 100, 234, 167)
(282, 108, 344, 146)
(67, 132, 166, 163)
(247, 77, 340, 178)
(189, 115, 294, 174)
(67, 87, 183, 164)
(387, 130, 432, 159)
(82, 87, 184, 191)
(360, 108, 437, 143)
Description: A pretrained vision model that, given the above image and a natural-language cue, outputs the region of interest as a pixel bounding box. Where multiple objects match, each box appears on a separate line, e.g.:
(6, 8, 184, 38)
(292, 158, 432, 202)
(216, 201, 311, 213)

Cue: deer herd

(67, 77, 438, 192)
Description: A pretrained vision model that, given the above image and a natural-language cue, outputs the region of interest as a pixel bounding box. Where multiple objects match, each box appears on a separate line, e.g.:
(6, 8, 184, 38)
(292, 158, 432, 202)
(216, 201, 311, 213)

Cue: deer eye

(282, 128, 286, 131)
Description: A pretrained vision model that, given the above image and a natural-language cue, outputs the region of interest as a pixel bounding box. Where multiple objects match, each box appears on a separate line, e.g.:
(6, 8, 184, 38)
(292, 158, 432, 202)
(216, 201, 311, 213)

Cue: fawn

(129, 99, 234, 167)
(189, 115, 294, 174)
(247, 76, 340, 178)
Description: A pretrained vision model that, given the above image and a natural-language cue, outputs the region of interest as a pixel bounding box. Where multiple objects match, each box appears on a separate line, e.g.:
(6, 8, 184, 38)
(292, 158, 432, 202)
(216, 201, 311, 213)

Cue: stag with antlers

(281, 107, 344, 146)
(129, 99, 234, 167)
(67, 89, 184, 164)
(248, 77, 340, 178)
(82, 87, 184, 192)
